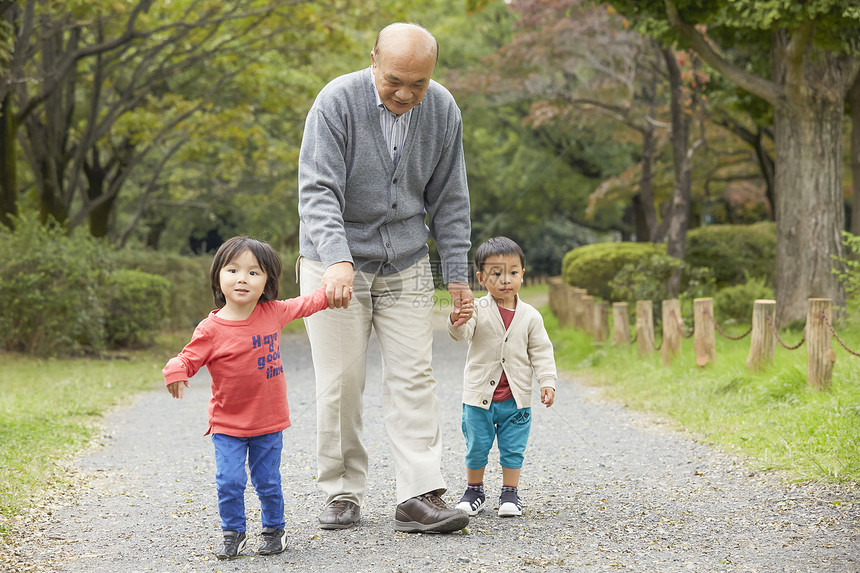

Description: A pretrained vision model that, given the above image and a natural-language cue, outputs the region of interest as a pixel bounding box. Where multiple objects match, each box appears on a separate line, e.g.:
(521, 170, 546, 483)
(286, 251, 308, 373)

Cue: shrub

(608, 253, 682, 303)
(684, 222, 776, 287)
(609, 254, 715, 325)
(713, 277, 774, 323)
(833, 231, 860, 299)
(0, 214, 108, 355)
(103, 270, 171, 347)
(112, 249, 214, 331)
(562, 242, 666, 301)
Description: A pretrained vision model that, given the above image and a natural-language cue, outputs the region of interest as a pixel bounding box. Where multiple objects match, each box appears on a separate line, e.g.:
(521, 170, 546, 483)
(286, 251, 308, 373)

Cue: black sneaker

(498, 488, 522, 517)
(258, 527, 287, 555)
(456, 487, 486, 516)
(215, 530, 247, 560)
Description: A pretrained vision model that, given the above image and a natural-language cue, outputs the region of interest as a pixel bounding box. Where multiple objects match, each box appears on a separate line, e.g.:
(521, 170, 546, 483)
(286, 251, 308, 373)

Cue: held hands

(322, 261, 355, 309)
(167, 380, 189, 399)
(448, 282, 474, 328)
(449, 298, 473, 326)
(540, 387, 555, 408)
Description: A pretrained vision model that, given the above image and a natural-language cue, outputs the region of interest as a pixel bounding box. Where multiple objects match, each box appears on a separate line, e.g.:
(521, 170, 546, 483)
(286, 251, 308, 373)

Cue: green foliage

(562, 242, 666, 301)
(608, 252, 682, 303)
(684, 222, 776, 287)
(0, 215, 109, 355)
(111, 249, 214, 331)
(607, 251, 715, 324)
(833, 231, 860, 299)
(103, 270, 171, 347)
(713, 276, 774, 323)
(0, 216, 230, 355)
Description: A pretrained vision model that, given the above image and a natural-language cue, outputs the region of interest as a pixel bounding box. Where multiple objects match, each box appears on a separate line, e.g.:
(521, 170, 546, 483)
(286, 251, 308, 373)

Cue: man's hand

(449, 298, 473, 326)
(322, 261, 355, 308)
(448, 282, 474, 328)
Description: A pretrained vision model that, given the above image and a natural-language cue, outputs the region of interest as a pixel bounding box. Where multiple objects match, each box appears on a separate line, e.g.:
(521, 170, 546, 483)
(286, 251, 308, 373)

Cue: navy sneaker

(498, 488, 522, 517)
(215, 530, 247, 560)
(258, 527, 287, 555)
(456, 486, 486, 516)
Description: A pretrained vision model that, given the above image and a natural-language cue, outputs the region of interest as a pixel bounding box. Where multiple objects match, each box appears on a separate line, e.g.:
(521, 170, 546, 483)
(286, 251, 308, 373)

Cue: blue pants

(212, 431, 285, 533)
(462, 399, 531, 470)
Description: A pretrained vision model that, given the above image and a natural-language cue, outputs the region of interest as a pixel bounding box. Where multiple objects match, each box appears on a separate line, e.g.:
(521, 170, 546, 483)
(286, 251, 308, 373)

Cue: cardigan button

(482, 400, 488, 405)
(490, 380, 495, 385)
(501, 358, 505, 363)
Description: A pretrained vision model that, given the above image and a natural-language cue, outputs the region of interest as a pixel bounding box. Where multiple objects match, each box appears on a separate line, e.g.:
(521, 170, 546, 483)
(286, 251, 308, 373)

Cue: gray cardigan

(298, 67, 471, 283)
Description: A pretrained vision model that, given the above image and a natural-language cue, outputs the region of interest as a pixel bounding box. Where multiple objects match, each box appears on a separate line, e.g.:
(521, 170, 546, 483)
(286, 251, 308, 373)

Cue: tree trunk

(662, 47, 695, 297)
(638, 58, 660, 242)
(771, 32, 851, 324)
(753, 126, 776, 221)
(849, 73, 860, 236)
(85, 168, 115, 238)
(0, 2, 18, 229)
(0, 91, 16, 229)
(773, 103, 846, 323)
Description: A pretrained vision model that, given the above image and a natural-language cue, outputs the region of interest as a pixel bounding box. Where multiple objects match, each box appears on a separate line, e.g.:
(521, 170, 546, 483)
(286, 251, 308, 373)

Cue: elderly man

(297, 23, 473, 533)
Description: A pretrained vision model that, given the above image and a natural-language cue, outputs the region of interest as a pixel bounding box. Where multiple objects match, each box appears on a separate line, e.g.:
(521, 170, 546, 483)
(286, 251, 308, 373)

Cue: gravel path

(3, 303, 859, 572)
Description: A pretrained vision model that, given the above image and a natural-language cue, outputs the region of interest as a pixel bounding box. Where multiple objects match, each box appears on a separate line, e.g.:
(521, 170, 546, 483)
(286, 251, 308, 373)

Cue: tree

(849, 73, 860, 236)
(1, 0, 400, 246)
(453, 0, 665, 243)
(608, 0, 860, 323)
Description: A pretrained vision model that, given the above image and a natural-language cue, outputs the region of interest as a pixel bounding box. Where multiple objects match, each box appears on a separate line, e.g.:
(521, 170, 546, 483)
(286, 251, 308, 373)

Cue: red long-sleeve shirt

(163, 287, 327, 437)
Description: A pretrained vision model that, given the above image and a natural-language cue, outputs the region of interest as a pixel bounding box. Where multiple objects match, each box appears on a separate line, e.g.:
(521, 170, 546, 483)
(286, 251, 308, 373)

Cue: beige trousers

(300, 255, 446, 506)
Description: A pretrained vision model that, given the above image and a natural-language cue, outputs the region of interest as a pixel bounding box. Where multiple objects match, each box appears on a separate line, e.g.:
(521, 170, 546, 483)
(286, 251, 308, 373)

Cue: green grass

(542, 293, 860, 484)
(0, 345, 172, 528)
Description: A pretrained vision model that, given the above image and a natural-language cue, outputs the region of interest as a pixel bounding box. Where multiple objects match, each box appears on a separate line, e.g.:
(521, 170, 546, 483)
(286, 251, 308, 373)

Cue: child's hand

(167, 380, 189, 399)
(449, 298, 473, 326)
(540, 387, 555, 407)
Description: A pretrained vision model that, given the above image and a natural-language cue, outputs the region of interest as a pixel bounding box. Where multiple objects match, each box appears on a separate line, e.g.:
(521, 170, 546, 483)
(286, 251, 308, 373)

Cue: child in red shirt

(163, 236, 329, 560)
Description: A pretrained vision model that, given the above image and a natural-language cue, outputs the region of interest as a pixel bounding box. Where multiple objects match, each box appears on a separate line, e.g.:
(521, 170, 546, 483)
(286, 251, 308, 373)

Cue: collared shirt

(371, 67, 412, 166)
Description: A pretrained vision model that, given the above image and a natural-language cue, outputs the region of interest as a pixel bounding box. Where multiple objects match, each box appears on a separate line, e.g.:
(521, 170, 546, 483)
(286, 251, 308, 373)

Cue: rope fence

(765, 314, 806, 351)
(547, 277, 858, 391)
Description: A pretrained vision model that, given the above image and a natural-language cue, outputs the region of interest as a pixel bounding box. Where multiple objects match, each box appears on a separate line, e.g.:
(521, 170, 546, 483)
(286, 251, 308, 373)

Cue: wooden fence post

(571, 288, 588, 330)
(661, 299, 682, 365)
(581, 295, 595, 337)
(807, 298, 835, 391)
(746, 299, 776, 371)
(693, 298, 715, 367)
(548, 277, 563, 319)
(594, 301, 610, 342)
(612, 302, 630, 345)
(560, 284, 577, 326)
(635, 300, 655, 356)
(572, 288, 587, 330)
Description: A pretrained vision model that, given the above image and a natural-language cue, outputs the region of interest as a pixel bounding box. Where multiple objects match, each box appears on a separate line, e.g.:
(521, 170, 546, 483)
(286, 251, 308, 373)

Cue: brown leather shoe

(318, 500, 360, 530)
(394, 492, 469, 533)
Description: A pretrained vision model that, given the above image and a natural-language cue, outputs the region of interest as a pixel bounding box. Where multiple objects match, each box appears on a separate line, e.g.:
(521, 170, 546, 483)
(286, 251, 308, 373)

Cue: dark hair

(210, 236, 281, 308)
(474, 236, 525, 272)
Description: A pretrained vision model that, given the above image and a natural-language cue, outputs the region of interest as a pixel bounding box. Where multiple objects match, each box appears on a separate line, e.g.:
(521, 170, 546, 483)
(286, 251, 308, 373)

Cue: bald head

(370, 23, 439, 116)
(373, 23, 438, 67)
